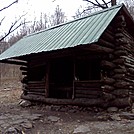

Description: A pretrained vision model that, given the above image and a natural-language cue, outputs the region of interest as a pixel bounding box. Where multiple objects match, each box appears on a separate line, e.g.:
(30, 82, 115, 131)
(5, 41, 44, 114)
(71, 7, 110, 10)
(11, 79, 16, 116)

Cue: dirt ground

(1, 88, 134, 134)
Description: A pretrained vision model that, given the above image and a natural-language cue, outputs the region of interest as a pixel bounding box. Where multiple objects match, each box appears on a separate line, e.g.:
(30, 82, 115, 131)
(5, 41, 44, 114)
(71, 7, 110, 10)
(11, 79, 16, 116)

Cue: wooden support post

(45, 62, 50, 98)
(72, 57, 76, 99)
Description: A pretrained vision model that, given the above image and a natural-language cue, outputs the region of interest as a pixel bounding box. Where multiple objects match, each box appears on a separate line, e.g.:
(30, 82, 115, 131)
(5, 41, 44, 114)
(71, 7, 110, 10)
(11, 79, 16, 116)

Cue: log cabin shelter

(0, 4, 134, 108)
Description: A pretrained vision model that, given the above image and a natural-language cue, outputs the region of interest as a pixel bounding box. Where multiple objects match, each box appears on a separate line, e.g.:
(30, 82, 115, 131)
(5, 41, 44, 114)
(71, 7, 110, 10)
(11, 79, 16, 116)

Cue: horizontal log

(21, 94, 132, 108)
(0, 59, 28, 66)
(112, 74, 125, 79)
(124, 63, 134, 68)
(106, 28, 115, 36)
(101, 85, 114, 92)
(75, 90, 102, 95)
(74, 81, 101, 88)
(125, 59, 134, 65)
(22, 71, 28, 75)
(102, 54, 115, 60)
(101, 60, 116, 69)
(126, 73, 134, 78)
(123, 56, 134, 65)
(116, 38, 129, 45)
(114, 81, 130, 88)
(28, 81, 45, 84)
(75, 94, 99, 99)
(115, 33, 124, 38)
(101, 31, 115, 43)
(27, 84, 45, 88)
(21, 94, 105, 107)
(20, 66, 28, 71)
(115, 45, 131, 51)
(113, 59, 125, 65)
(50, 87, 72, 91)
(125, 78, 134, 83)
(114, 68, 127, 74)
(82, 44, 114, 53)
(75, 87, 101, 91)
(27, 88, 45, 92)
(98, 39, 115, 48)
(101, 77, 115, 85)
(112, 89, 129, 97)
(26, 92, 45, 96)
(114, 50, 128, 56)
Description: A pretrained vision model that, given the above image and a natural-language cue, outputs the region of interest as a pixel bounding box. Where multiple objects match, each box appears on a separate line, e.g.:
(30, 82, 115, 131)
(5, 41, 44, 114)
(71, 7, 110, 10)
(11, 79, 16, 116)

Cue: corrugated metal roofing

(0, 4, 123, 60)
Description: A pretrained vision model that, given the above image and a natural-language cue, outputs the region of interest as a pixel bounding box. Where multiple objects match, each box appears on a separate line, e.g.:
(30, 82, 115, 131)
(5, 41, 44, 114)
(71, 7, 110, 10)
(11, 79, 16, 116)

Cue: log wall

(99, 14, 134, 108)
(74, 81, 102, 99)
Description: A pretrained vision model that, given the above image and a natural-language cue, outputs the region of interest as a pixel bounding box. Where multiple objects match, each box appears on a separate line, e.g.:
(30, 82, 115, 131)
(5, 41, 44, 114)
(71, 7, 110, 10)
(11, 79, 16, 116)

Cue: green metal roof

(0, 5, 123, 61)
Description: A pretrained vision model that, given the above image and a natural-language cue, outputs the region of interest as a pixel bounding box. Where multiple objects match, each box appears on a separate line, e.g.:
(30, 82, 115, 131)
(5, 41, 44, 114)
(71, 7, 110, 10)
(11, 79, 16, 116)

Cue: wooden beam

(0, 59, 27, 66)
(80, 44, 114, 53)
(45, 62, 50, 98)
(21, 93, 105, 107)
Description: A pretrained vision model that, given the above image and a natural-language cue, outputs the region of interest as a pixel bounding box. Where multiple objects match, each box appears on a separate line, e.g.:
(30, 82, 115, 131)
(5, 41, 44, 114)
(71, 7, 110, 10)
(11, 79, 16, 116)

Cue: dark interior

(49, 57, 73, 99)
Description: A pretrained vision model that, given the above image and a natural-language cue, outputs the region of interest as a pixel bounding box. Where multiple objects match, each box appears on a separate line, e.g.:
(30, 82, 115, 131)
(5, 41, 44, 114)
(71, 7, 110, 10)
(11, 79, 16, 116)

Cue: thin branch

(0, 14, 30, 42)
(0, 0, 18, 12)
(95, 0, 106, 8)
(83, 0, 100, 7)
(0, 21, 30, 42)
(83, 0, 111, 9)
(0, 17, 5, 26)
(102, 0, 109, 8)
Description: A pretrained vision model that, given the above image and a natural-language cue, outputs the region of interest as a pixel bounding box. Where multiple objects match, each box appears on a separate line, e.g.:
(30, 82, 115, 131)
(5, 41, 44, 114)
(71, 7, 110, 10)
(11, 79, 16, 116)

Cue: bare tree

(0, 0, 28, 42)
(49, 5, 67, 26)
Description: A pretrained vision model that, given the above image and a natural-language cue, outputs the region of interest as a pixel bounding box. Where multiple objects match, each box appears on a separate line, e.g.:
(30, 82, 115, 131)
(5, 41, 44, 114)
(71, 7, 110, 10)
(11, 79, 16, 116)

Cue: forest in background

(0, 0, 134, 88)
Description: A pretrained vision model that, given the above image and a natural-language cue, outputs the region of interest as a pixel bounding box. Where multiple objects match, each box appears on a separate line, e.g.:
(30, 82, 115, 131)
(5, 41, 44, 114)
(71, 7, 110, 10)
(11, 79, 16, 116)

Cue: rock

(45, 105, 52, 111)
(68, 109, 77, 113)
(110, 114, 121, 121)
(120, 112, 134, 120)
(51, 106, 61, 111)
(21, 121, 33, 129)
(26, 114, 42, 121)
(73, 125, 91, 134)
(47, 116, 60, 122)
(59, 107, 67, 112)
(4, 127, 22, 134)
(0, 120, 5, 125)
(19, 100, 32, 107)
(107, 107, 118, 112)
(1, 123, 11, 129)
(12, 119, 28, 125)
(0, 115, 8, 120)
